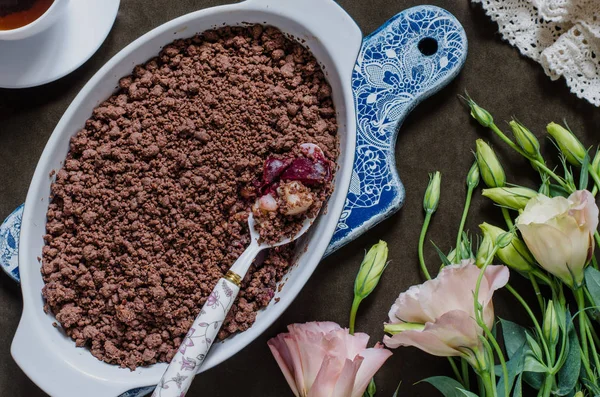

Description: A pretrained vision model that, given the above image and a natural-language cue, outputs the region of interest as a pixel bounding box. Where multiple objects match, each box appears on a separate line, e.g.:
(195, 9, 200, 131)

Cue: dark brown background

(1, 0, 599, 396)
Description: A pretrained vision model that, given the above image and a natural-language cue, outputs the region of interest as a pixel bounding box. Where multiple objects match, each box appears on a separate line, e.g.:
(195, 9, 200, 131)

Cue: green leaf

(512, 373, 523, 397)
(522, 371, 544, 390)
(585, 267, 600, 307)
(392, 381, 402, 397)
(432, 242, 452, 267)
(500, 319, 528, 358)
(457, 389, 479, 397)
(362, 378, 376, 397)
(523, 354, 548, 373)
(555, 313, 581, 396)
(525, 333, 543, 361)
(496, 343, 526, 397)
(549, 184, 570, 198)
(423, 376, 468, 397)
(579, 152, 590, 190)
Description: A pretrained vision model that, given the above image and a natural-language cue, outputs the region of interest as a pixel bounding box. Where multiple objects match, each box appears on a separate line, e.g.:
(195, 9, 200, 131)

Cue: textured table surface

(1, 1, 599, 396)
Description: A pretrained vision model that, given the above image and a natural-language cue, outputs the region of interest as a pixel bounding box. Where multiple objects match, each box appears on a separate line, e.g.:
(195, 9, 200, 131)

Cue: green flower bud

(467, 99, 494, 128)
(496, 232, 513, 249)
(482, 186, 538, 210)
(510, 120, 541, 160)
(543, 300, 559, 345)
(423, 171, 442, 214)
(592, 149, 600, 173)
(574, 392, 583, 397)
(479, 222, 536, 272)
(476, 234, 493, 268)
(467, 161, 480, 189)
(384, 322, 425, 335)
(546, 122, 586, 165)
(476, 139, 506, 188)
(366, 379, 376, 397)
(354, 241, 389, 300)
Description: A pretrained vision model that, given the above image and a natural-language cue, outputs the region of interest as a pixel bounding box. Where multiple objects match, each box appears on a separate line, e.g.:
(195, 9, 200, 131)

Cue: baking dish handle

(243, 0, 362, 80)
(325, 5, 468, 256)
(11, 312, 153, 397)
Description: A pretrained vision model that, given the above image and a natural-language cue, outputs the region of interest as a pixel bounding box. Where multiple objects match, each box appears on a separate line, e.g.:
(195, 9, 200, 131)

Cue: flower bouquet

(267, 97, 600, 397)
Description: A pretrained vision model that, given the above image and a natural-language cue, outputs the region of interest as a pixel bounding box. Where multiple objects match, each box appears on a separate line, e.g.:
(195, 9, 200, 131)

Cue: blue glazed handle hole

(418, 37, 438, 56)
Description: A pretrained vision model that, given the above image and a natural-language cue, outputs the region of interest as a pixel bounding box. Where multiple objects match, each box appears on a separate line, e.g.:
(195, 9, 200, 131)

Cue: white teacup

(0, 0, 69, 41)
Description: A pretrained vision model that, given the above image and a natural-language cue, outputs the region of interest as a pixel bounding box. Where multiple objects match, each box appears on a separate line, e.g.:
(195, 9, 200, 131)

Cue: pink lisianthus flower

(383, 260, 509, 368)
(267, 322, 392, 397)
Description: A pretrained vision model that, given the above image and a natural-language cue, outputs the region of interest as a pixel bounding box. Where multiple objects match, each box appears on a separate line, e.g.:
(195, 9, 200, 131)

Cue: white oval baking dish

(10, 0, 361, 396)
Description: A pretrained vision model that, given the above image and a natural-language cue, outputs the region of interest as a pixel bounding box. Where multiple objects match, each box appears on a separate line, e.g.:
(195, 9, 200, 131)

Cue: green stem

(461, 359, 470, 391)
(595, 231, 600, 251)
(501, 207, 514, 230)
(487, 122, 571, 192)
(348, 296, 361, 335)
(541, 375, 553, 397)
(447, 357, 465, 387)
(490, 124, 523, 155)
(456, 186, 475, 251)
(593, 185, 598, 196)
(587, 163, 600, 197)
(480, 340, 498, 397)
(585, 321, 600, 372)
(532, 160, 573, 192)
(575, 289, 590, 361)
(506, 284, 552, 363)
(529, 276, 545, 314)
(474, 249, 508, 396)
(419, 212, 433, 280)
(532, 270, 555, 293)
(482, 325, 509, 397)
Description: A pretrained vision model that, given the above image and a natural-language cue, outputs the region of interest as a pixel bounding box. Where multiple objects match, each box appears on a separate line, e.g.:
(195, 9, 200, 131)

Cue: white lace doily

(473, 0, 600, 106)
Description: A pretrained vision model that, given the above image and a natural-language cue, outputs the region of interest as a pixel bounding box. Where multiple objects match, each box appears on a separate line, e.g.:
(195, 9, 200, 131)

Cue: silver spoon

(152, 212, 316, 397)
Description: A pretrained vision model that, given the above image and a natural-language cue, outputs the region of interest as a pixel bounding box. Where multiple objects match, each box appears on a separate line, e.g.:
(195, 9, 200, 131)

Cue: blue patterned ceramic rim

(0, 5, 467, 396)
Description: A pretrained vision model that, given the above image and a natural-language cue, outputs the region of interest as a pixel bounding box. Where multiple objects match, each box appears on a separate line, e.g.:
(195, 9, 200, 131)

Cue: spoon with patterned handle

(152, 167, 322, 397)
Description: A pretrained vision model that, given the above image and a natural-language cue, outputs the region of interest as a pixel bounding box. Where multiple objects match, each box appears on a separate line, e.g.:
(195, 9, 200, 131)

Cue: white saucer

(0, 0, 120, 89)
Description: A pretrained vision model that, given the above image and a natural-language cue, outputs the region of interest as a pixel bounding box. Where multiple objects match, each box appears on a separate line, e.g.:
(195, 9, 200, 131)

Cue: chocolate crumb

(41, 25, 338, 370)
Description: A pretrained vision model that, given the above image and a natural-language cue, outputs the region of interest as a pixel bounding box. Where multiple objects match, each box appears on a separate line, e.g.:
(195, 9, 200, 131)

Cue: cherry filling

(254, 144, 332, 216)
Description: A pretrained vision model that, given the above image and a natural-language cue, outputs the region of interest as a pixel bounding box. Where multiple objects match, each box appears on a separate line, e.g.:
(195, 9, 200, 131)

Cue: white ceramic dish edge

(11, 0, 361, 396)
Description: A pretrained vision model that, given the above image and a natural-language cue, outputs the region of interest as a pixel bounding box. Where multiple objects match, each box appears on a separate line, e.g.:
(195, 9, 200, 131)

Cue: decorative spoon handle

(152, 277, 240, 397)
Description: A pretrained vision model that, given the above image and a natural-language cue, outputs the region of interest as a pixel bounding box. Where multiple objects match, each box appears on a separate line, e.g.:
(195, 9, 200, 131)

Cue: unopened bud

(467, 98, 494, 128)
(547, 122, 586, 165)
(480, 223, 535, 272)
(510, 120, 541, 160)
(543, 300, 559, 344)
(467, 161, 480, 189)
(423, 171, 442, 214)
(476, 234, 493, 268)
(384, 322, 425, 335)
(354, 241, 389, 300)
(476, 140, 506, 188)
(593, 150, 600, 174)
(482, 186, 538, 210)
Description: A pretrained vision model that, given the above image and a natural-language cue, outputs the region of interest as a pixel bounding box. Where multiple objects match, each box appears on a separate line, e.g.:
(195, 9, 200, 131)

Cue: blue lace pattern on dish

(326, 6, 467, 254)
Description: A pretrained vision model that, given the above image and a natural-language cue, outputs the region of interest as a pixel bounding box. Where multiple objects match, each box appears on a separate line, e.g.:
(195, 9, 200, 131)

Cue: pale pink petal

(283, 334, 310, 395)
(307, 355, 344, 397)
(331, 357, 363, 397)
(351, 347, 393, 397)
(388, 284, 430, 324)
(334, 331, 370, 360)
(481, 265, 509, 328)
(568, 190, 599, 233)
(519, 223, 574, 283)
(383, 310, 481, 359)
(268, 335, 301, 397)
(418, 264, 481, 320)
